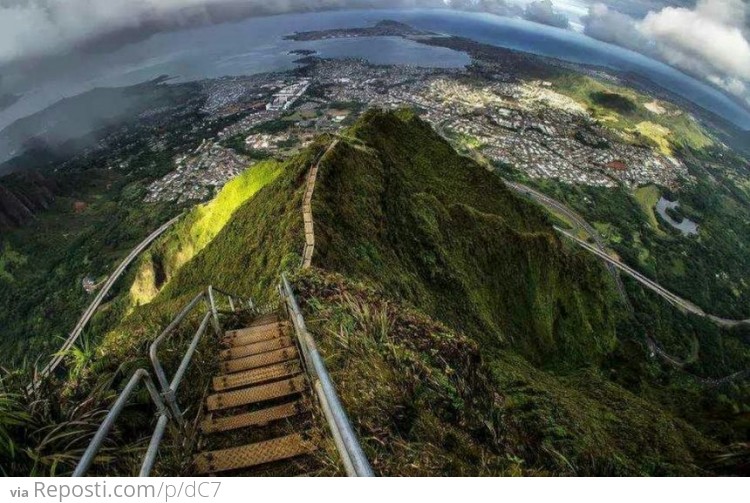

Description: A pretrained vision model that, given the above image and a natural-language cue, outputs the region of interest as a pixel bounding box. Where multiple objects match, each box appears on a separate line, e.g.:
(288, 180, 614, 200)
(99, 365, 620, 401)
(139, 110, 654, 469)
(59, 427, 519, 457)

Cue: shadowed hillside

(313, 109, 617, 368)
(3, 110, 729, 477)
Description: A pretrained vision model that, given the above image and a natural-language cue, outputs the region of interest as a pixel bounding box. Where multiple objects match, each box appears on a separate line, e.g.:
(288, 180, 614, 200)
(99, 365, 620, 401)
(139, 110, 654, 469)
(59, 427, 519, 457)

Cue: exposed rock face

(0, 171, 57, 231)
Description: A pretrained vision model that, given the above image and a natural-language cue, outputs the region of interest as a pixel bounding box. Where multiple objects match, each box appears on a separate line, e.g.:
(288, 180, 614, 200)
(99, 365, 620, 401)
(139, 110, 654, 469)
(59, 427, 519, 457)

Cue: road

(503, 178, 749, 382)
(504, 179, 630, 305)
(556, 226, 750, 328)
(38, 215, 182, 381)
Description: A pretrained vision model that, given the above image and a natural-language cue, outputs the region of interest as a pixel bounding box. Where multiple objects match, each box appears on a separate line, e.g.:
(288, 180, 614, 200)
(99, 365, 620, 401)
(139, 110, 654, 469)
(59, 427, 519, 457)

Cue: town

(141, 56, 691, 204)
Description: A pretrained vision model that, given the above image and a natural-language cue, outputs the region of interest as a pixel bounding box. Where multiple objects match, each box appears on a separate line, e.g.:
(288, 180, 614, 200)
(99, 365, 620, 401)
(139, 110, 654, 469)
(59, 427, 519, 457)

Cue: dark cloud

(1, 0, 748, 108)
(582, 3, 652, 52)
(0, 1, 448, 65)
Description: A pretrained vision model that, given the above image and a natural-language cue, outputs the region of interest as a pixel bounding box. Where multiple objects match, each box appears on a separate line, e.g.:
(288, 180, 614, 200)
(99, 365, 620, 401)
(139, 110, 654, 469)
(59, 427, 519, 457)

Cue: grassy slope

(35, 110, 724, 476)
(294, 110, 716, 475)
(633, 184, 664, 233)
(294, 269, 714, 476)
(0, 138, 330, 475)
(314, 109, 617, 369)
(551, 73, 713, 151)
(130, 160, 283, 305)
(96, 138, 333, 364)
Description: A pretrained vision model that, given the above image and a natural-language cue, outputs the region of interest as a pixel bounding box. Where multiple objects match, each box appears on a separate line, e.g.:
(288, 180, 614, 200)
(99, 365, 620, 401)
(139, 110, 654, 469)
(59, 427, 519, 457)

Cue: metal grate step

(194, 433, 316, 474)
(223, 323, 286, 347)
(219, 336, 293, 360)
(206, 376, 306, 411)
(225, 322, 285, 339)
(213, 361, 302, 391)
(220, 347, 298, 374)
(248, 314, 280, 327)
(200, 401, 307, 434)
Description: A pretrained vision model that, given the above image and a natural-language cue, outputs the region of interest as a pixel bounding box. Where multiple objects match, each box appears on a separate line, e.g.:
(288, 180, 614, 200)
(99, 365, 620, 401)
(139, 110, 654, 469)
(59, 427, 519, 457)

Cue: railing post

(79, 286, 257, 477)
(207, 286, 222, 336)
(150, 292, 207, 423)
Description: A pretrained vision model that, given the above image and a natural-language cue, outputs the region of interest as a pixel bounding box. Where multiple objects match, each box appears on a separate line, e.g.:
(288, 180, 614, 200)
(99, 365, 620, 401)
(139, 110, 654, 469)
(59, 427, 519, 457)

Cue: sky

(0, 0, 749, 109)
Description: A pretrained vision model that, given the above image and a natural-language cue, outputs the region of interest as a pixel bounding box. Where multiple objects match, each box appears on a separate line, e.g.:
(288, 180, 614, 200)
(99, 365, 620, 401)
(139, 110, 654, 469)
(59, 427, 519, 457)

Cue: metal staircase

(73, 280, 373, 477)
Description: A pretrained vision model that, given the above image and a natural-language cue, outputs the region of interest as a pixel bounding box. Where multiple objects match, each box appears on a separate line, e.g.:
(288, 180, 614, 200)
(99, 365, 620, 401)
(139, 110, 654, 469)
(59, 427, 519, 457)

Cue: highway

(555, 226, 750, 328)
(38, 215, 182, 381)
(504, 179, 630, 305)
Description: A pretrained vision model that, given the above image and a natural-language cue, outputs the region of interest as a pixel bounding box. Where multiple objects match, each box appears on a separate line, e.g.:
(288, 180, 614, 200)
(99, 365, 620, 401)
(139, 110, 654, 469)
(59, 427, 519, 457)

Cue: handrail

(280, 273, 374, 477)
(75, 285, 255, 477)
(35, 215, 181, 388)
(73, 369, 169, 477)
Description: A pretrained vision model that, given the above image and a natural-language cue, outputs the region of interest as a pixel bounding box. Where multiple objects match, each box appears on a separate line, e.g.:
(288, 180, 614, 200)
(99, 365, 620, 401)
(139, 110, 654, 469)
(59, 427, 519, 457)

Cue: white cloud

(523, 0, 570, 28)
(583, 0, 750, 107)
(639, 0, 750, 81)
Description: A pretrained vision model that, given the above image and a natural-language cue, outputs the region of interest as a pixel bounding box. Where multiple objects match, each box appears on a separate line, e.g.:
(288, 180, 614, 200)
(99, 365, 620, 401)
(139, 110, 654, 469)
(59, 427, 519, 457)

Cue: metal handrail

(73, 369, 169, 477)
(280, 273, 374, 477)
(34, 215, 181, 390)
(74, 285, 255, 477)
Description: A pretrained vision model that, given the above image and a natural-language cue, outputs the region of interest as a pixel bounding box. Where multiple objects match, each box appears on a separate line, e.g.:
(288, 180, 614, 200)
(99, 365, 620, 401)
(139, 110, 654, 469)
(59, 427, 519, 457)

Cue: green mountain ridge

(5, 109, 743, 476)
(313, 109, 618, 369)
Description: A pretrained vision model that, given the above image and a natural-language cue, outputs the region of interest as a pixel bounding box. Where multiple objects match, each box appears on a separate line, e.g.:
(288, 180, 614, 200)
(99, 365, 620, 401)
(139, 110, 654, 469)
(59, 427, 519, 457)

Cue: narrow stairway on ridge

(190, 136, 341, 476)
(193, 311, 320, 476)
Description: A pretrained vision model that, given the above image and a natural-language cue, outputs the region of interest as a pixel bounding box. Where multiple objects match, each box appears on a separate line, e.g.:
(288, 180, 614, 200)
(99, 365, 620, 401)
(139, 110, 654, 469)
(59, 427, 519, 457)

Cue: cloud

(0, 0, 530, 66)
(0, 0, 448, 66)
(640, 0, 750, 81)
(444, 0, 518, 16)
(523, 0, 569, 28)
(583, 0, 750, 107)
(582, 4, 651, 52)
(1, 0, 749, 110)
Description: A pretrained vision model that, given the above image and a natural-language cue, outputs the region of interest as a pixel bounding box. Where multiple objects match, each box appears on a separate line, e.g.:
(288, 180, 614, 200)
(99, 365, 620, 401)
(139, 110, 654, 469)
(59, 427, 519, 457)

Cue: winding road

(503, 178, 750, 328)
(504, 180, 630, 305)
(555, 226, 750, 328)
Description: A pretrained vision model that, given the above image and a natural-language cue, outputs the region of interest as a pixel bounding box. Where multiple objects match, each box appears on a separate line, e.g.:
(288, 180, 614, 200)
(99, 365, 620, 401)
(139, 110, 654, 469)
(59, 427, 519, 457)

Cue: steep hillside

(129, 159, 284, 306)
(96, 137, 331, 364)
(292, 269, 714, 476)
(0, 171, 58, 231)
(313, 110, 618, 368)
(28, 110, 726, 476)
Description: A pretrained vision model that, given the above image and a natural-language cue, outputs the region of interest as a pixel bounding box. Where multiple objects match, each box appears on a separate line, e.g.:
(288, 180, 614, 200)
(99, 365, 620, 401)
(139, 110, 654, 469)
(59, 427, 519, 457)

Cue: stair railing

(73, 286, 254, 477)
(279, 273, 375, 477)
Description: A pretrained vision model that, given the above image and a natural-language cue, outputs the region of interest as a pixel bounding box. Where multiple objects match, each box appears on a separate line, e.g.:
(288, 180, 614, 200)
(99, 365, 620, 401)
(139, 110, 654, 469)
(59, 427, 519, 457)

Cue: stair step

(194, 433, 316, 474)
(213, 361, 302, 391)
(223, 323, 286, 346)
(206, 376, 306, 411)
(219, 336, 294, 360)
(200, 401, 307, 434)
(224, 322, 285, 339)
(220, 347, 298, 374)
(249, 314, 280, 327)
